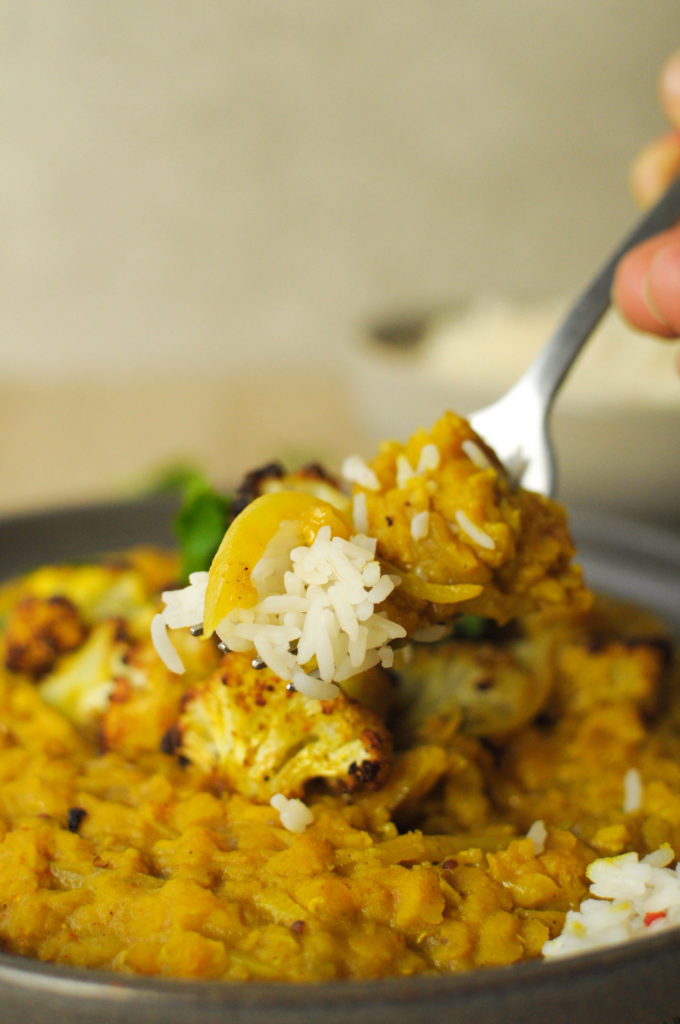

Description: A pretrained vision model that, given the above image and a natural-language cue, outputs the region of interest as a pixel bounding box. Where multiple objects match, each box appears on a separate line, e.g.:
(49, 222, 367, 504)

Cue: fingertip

(659, 48, 680, 127)
(645, 237, 680, 336)
(612, 235, 680, 338)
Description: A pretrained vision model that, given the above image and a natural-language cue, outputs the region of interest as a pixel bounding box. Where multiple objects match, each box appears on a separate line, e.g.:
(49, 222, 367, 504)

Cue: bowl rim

(1, 496, 679, 1024)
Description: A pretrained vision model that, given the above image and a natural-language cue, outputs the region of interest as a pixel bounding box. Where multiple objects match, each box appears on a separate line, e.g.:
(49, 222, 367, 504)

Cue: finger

(629, 131, 680, 208)
(660, 48, 680, 128)
(612, 229, 680, 337)
(645, 235, 680, 334)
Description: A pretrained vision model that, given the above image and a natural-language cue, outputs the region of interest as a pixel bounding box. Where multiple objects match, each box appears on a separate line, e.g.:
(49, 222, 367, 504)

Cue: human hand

(612, 50, 680, 339)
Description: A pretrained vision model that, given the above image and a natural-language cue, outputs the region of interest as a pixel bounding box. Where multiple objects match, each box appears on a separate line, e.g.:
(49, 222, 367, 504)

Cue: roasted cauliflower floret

(525, 595, 674, 719)
(4, 595, 89, 678)
(173, 651, 392, 799)
(231, 461, 351, 520)
(2, 551, 179, 642)
(392, 628, 553, 743)
(101, 632, 221, 758)
(347, 411, 591, 631)
(1, 549, 186, 737)
(37, 619, 127, 728)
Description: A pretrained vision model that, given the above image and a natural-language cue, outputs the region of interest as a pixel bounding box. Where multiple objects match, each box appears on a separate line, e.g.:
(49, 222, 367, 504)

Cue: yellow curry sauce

(0, 413, 677, 981)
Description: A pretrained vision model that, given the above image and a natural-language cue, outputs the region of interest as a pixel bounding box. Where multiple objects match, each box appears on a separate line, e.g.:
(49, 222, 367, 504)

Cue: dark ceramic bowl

(1, 498, 680, 1024)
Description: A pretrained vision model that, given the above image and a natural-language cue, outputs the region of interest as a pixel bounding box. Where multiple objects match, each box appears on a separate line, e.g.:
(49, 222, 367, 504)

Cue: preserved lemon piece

(203, 491, 352, 636)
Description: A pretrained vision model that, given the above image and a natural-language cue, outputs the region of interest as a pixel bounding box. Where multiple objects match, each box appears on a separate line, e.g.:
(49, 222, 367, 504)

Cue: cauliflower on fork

(149, 411, 591, 829)
(152, 412, 590, 718)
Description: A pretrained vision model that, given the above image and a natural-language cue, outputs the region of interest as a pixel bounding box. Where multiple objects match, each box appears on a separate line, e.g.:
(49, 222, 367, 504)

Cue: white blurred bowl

(345, 295, 680, 527)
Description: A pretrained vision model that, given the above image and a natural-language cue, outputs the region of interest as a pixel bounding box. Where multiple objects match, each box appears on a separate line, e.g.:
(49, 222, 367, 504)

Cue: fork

(469, 175, 680, 496)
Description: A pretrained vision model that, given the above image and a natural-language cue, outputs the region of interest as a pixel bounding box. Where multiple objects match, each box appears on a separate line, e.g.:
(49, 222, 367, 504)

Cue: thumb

(612, 228, 680, 338)
(644, 234, 680, 335)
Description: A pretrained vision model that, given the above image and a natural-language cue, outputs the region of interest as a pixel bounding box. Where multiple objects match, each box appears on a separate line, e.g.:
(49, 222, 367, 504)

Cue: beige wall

(1, 2, 678, 513)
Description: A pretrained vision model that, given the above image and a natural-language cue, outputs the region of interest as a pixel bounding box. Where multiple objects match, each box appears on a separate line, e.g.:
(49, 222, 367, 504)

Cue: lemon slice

(203, 491, 352, 636)
(396, 573, 483, 605)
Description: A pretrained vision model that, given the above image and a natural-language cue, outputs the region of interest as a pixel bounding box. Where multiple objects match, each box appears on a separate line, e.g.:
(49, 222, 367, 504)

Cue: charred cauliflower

(392, 628, 553, 743)
(1, 551, 179, 644)
(4, 594, 89, 678)
(173, 651, 392, 799)
(101, 637, 206, 758)
(231, 461, 350, 520)
(1, 550, 185, 738)
(101, 627, 222, 758)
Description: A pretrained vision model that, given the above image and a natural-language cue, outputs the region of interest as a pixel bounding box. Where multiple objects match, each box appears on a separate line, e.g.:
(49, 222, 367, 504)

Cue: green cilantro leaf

(174, 476, 232, 580)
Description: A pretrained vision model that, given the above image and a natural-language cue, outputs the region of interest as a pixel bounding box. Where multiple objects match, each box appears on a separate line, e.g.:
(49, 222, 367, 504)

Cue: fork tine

(469, 379, 556, 496)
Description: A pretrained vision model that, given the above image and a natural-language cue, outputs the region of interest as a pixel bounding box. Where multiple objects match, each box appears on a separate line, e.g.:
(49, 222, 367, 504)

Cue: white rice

(417, 443, 441, 474)
(151, 613, 186, 675)
(542, 845, 680, 959)
(270, 793, 314, 833)
(623, 767, 643, 814)
(396, 454, 417, 489)
(341, 454, 380, 491)
(352, 491, 369, 533)
(410, 510, 430, 541)
(454, 510, 496, 551)
(162, 571, 210, 627)
(152, 524, 406, 699)
(526, 819, 547, 855)
(461, 438, 492, 470)
(151, 570, 210, 676)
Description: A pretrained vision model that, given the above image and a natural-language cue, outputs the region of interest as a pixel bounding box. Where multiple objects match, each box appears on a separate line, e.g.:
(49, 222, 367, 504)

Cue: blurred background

(1, 1, 678, 523)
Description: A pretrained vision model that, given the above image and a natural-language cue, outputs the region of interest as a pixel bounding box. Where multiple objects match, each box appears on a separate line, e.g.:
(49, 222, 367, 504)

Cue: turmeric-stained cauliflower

(4, 595, 89, 678)
(392, 630, 553, 742)
(0, 550, 187, 739)
(1, 551, 178, 647)
(173, 650, 392, 799)
(345, 411, 590, 631)
(231, 461, 351, 520)
(37, 619, 127, 728)
(101, 633, 220, 759)
(523, 595, 673, 719)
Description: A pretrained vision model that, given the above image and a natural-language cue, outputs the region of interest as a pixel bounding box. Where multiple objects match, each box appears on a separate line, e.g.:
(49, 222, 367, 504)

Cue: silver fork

(469, 175, 680, 496)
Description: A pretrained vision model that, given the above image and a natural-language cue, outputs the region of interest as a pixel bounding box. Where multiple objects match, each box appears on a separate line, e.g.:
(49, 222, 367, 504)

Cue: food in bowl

(0, 412, 677, 981)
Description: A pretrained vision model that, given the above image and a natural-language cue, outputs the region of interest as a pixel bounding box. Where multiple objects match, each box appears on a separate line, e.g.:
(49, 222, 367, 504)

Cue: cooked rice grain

(416, 443, 441, 474)
(454, 510, 495, 551)
(461, 438, 492, 469)
(527, 819, 547, 855)
(396, 455, 417, 489)
(623, 767, 643, 814)
(410, 510, 430, 541)
(543, 846, 680, 958)
(152, 523, 406, 699)
(270, 793, 314, 833)
(341, 455, 380, 491)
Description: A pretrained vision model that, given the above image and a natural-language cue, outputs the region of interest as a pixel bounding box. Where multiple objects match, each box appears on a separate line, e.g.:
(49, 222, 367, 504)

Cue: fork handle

(525, 174, 680, 410)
